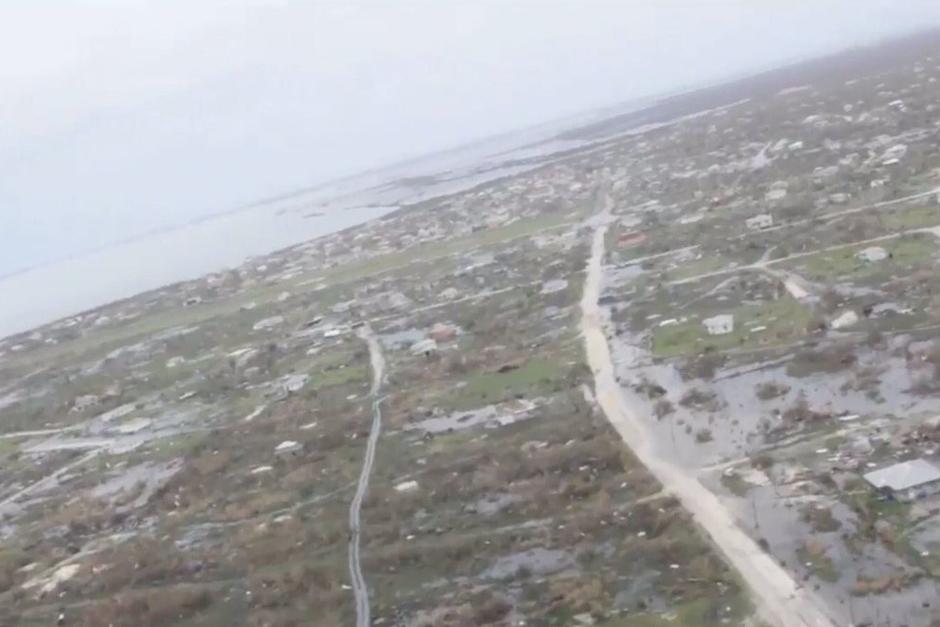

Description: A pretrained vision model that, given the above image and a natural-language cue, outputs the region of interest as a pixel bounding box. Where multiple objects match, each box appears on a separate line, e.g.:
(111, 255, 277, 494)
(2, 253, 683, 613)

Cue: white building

(864, 459, 940, 501)
(275, 440, 303, 458)
(702, 314, 734, 336)
(745, 214, 774, 230)
(410, 338, 438, 357)
(765, 188, 788, 201)
(252, 316, 284, 331)
(830, 310, 859, 330)
(857, 246, 889, 263)
(70, 395, 100, 413)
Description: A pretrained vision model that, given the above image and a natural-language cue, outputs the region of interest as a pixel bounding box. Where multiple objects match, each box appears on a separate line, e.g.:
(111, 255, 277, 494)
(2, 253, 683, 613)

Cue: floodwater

(0, 108, 613, 342)
(607, 297, 940, 469)
(0, 202, 397, 340)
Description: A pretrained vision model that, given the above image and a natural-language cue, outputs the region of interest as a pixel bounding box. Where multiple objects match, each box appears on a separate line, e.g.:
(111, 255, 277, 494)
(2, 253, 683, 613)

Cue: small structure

(830, 310, 859, 330)
(746, 214, 774, 230)
(618, 231, 647, 247)
(411, 338, 438, 357)
(113, 418, 152, 435)
(429, 323, 457, 343)
(863, 459, 940, 501)
(394, 480, 419, 493)
(280, 374, 309, 395)
(702, 314, 734, 336)
(70, 395, 100, 413)
(857, 246, 889, 263)
(253, 316, 284, 331)
(540, 279, 569, 295)
(275, 440, 303, 458)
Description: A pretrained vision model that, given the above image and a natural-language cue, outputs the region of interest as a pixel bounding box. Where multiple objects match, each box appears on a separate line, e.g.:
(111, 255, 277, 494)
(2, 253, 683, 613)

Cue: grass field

(594, 591, 753, 626)
(665, 254, 730, 282)
(651, 296, 811, 358)
(442, 356, 575, 411)
(795, 234, 936, 281)
(881, 205, 940, 231)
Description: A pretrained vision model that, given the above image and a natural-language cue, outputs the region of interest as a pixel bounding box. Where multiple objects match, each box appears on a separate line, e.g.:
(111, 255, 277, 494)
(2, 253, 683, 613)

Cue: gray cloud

(4, 0, 940, 274)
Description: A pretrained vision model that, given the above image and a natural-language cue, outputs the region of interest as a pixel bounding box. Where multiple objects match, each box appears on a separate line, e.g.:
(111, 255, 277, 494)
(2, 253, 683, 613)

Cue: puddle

(607, 334, 940, 469)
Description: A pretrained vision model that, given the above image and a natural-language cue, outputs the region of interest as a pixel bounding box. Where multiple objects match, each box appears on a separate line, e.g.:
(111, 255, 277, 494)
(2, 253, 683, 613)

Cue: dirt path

(0, 450, 101, 518)
(580, 212, 837, 627)
(347, 324, 386, 627)
(670, 223, 940, 287)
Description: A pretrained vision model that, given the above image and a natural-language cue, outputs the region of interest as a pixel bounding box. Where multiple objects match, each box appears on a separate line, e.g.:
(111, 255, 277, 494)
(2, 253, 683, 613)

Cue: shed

(702, 314, 734, 336)
(857, 246, 888, 263)
(410, 338, 438, 357)
(275, 440, 303, 458)
(746, 214, 774, 230)
(830, 310, 859, 330)
(863, 459, 940, 500)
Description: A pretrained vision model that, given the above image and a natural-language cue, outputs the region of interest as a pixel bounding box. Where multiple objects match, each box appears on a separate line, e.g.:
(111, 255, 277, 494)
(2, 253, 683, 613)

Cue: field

(651, 296, 811, 358)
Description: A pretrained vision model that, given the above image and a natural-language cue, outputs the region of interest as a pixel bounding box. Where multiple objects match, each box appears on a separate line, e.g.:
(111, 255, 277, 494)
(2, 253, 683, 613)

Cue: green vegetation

(443, 357, 572, 410)
(596, 591, 753, 626)
(796, 543, 839, 582)
(321, 211, 580, 285)
(881, 205, 940, 230)
(666, 254, 729, 281)
(312, 363, 368, 390)
(652, 296, 811, 358)
(720, 472, 754, 497)
(795, 234, 936, 281)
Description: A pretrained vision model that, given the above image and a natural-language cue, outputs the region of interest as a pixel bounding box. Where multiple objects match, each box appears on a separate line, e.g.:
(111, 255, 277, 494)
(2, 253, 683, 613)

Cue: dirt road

(348, 324, 386, 627)
(580, 217, 837, 627)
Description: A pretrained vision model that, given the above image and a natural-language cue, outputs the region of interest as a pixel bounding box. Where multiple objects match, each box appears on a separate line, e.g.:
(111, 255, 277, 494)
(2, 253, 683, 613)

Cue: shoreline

(4, 27, 940, 342)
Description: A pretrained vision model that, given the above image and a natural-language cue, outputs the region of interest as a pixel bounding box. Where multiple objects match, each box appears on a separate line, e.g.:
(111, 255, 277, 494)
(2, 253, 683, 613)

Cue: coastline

(4, 27, 939, 342)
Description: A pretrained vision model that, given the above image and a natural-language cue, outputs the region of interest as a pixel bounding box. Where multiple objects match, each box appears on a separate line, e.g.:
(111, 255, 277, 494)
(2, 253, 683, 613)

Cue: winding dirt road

(348, 325, 386, 627)
(580, 213, 837, 627)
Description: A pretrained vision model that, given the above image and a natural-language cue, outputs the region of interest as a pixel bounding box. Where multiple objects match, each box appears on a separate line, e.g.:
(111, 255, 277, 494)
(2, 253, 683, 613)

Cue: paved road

(579, 200, 837, 627)
(347, 325, 386, 627)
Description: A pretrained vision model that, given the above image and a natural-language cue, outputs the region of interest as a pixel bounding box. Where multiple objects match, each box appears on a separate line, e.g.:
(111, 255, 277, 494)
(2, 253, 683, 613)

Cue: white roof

(864, 459, 940, 491)
(703, 314, 734, 326)
(858, 246, 888, 260)
(410, 338, 438, 354)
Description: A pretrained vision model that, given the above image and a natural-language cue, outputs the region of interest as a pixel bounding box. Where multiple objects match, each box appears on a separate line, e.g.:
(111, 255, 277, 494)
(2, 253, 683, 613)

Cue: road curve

(348, 325, 386, 627)
(580, 209, 837, 627)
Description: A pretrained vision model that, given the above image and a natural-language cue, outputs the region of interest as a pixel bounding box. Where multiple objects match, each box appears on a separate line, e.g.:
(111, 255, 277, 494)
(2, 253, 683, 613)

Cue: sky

(4, 0, 940, 277)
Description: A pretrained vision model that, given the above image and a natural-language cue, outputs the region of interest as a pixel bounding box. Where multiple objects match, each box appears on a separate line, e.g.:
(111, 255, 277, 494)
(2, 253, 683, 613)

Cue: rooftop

(863, 458, 940, 492)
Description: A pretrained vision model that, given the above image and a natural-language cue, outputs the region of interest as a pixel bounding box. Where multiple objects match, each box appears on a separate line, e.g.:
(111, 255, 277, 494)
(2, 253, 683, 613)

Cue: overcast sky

(4, 0, 940, 276)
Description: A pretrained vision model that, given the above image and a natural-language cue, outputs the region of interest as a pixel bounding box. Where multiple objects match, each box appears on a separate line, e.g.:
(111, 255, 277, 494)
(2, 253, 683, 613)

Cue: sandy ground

(580, 206, 837, 627)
